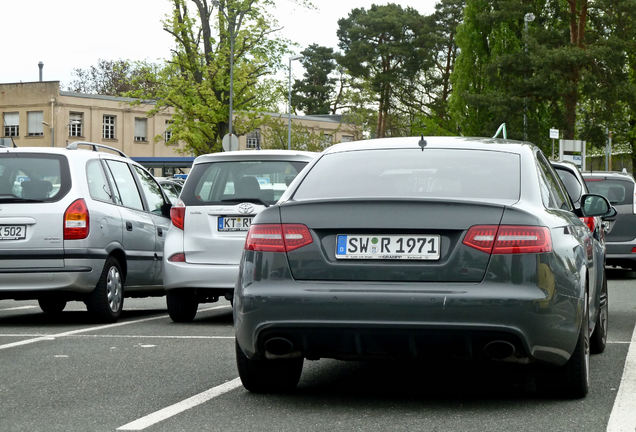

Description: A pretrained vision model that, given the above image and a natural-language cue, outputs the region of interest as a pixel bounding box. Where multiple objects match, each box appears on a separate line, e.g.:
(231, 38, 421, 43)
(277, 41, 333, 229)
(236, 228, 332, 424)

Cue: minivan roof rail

(66, 141, 129, 158)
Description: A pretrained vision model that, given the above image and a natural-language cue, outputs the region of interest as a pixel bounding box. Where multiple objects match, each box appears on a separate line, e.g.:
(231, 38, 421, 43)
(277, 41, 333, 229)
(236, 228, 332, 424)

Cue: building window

(27, 111, 44, 136)
(134, 118, 147, 142)
(246, 129, 260, 149)
(69, 112, 83, 137)
(103, 115, 116, 139)
(340, 135, 354, 142)
(164, 120, 173, 142)
(321, 133, 333, 146)
(3, 112, 19, 137)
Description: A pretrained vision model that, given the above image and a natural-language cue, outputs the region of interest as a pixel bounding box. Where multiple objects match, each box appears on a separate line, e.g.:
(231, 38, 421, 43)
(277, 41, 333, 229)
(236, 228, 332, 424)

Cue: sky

(1, 0, 439, 87)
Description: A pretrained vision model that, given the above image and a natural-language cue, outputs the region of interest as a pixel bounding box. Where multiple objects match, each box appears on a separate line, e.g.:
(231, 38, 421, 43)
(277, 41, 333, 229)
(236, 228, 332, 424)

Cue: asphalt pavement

(1, 268, 635, 432)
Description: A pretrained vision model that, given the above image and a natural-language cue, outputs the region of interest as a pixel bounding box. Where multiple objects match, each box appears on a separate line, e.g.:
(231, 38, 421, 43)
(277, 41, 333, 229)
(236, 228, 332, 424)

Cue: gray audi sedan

(233, 137, 614, 398)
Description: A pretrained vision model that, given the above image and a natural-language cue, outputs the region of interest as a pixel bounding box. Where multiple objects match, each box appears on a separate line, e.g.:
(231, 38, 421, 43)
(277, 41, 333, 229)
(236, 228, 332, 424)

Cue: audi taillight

(170, 202, 185, 230)
(580, 216, 596, 233)
(64, 199, 90, 240)
(463, 225, 552, 254)
(245, 224, 313, 252)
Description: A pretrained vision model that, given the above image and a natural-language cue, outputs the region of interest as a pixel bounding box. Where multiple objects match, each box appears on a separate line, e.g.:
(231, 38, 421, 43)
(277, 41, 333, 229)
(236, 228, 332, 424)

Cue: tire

(560, 291, 590, 398)
(590, 274, 608, 354)
(235, 341, 303, 393)
(38, 298, 67, 314)
(86, 257, 124, 323)
(166, 289, 198, 323)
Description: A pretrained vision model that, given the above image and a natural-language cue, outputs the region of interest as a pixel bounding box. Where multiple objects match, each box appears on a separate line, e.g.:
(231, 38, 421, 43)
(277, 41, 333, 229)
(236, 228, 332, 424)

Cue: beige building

(0, 81, 184, 158)
(1, 81, 359, 173)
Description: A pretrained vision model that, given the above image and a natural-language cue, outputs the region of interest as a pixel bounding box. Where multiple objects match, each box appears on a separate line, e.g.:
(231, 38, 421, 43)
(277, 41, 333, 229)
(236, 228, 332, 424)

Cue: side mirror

(161, 202, 172, 218)
(602, 206, 617, 221)
(579, 194, 613, 218)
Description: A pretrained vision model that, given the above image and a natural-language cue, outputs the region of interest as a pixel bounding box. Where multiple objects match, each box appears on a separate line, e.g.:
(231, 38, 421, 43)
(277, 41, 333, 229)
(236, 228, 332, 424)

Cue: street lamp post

(287, 56, 302, 150)
(523, 12, 535, 141)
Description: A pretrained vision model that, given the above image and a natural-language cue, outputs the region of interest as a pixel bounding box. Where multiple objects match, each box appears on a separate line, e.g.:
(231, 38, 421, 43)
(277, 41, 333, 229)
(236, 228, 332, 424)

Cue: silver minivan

(0, 142, 172, 322)
(163, 150, 315, 322)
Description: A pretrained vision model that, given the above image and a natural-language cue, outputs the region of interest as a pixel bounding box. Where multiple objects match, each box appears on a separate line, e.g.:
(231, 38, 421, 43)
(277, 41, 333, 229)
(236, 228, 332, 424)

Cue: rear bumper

(234, 280, 583, 366)
(163, 260, 239, 290)
(0, 258, 101, 297)
(604, 241, 636, 267)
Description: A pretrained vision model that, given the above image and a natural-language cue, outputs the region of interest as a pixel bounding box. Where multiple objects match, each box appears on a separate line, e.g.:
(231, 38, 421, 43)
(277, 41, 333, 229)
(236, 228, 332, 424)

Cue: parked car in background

(0, 142, 173, 322)
(234, 137, 614, 398)
(163, 150, 316, 322)
(158, 178, 183, 204)
(583, 171, 636, 270)
(552, 160, 610, 354)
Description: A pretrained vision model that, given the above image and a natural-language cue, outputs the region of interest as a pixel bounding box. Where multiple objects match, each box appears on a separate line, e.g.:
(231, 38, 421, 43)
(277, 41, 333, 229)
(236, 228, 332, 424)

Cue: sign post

(549, 128, 559, 159)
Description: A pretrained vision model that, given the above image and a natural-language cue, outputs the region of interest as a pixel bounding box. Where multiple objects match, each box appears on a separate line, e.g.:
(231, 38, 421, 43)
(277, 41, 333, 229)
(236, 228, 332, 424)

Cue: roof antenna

(418, 136, 427, 151)
(493, 123, 507, 139)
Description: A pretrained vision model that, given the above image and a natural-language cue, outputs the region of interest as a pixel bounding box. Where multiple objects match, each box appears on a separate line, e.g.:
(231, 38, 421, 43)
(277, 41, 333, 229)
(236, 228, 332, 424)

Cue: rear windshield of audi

(0, 153, 71, 203)
(292, 148, 521, 202)
(584, 177, 635, 205)
(181, 160, 308, 206)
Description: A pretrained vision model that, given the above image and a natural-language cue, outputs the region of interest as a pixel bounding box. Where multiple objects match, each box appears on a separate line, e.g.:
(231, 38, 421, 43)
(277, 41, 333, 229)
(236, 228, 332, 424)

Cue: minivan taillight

(170, 203, 185, 230)
(64, 199, 90, 240)
(245, 224, 313, 252)
(463, 225, 552, 254)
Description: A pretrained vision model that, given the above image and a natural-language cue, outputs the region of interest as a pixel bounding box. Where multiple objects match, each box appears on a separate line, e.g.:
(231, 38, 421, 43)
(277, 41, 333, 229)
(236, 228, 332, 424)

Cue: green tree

(292, 44, 337, 115)
(337, 3, 428, 138)
(130, 0, 291, 155)
(67, 59, 162, 96)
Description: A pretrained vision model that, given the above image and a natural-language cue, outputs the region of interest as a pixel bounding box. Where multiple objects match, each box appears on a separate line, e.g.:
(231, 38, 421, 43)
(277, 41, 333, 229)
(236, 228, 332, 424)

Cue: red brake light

(64, 198, 90, 240)
(245, 224, 313, 252)
(463, 225, 552, 254)
(170, 204, 185, 230)
(580, 216, 596, 232)
(168, 253, 186, 262)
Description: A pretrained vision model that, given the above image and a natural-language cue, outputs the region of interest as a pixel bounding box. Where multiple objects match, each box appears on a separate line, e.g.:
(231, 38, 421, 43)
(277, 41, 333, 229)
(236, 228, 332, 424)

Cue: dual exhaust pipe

(263, 337, 517, 361)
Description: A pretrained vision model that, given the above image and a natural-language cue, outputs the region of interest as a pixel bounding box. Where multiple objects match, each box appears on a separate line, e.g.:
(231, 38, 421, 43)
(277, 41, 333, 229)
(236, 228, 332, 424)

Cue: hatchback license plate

(0, 225, 26, 240)
(218, 216, 253, 232)
(336, 234, 440, 260)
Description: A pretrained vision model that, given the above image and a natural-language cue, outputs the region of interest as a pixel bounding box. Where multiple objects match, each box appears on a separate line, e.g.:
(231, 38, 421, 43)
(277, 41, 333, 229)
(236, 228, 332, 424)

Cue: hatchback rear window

(293, 148, 520, 202)
(181, 160, 307, 206)
(0, 153, 71, 202)
(584, 177, 635, 205)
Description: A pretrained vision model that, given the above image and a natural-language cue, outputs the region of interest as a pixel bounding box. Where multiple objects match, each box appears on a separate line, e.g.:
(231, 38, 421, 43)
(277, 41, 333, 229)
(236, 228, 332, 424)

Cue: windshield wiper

(220, 198, 270, 207)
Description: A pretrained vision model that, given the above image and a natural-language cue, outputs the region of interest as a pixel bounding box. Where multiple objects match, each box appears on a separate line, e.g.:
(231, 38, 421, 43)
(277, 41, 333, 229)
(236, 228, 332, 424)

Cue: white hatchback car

(163, 150, 316, 322)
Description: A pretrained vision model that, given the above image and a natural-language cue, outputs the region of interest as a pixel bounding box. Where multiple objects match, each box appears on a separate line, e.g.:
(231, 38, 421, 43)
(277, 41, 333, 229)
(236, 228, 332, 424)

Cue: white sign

(222, 133, 239, 152)
(562, 154, 582, 167)
(549, 128, 559, 139)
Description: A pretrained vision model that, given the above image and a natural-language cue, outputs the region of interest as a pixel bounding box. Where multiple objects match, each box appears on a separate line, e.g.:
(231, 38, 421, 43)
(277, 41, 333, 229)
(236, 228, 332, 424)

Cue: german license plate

(217, 216, 253, 232)
(0, 225, 26, 240)
(336, 234, 440, 260)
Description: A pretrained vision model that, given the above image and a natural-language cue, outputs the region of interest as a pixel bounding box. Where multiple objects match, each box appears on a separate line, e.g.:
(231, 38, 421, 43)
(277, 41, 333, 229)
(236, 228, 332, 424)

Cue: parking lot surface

(1, 268, 635, 432)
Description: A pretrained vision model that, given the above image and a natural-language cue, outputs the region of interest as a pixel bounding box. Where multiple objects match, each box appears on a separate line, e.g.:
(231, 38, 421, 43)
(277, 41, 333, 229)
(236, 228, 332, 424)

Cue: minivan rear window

(293, 148, 521, 202)
(0, 153, 71, 202)
(181, 160, 307, 206)
(584, 178, 634, 205)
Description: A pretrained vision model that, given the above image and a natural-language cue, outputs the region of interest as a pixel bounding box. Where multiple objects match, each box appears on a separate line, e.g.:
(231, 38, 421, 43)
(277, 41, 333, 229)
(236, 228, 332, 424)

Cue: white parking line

(0, 305, 230, 350)
(607, 323, 636, 432)
(117, 378, 242, 431)
(0, 305, 37, 311)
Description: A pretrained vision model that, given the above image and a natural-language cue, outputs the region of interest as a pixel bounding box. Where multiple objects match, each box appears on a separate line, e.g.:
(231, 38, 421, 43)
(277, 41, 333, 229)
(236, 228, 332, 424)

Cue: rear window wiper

(0, 194, 45, 203)
(219, 198, 270, 207)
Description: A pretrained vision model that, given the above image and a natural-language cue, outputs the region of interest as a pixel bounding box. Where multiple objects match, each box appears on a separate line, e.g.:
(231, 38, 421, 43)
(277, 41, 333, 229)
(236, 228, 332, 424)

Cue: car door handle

(157, 227, 163, 237)
(126, 221, 133, 231)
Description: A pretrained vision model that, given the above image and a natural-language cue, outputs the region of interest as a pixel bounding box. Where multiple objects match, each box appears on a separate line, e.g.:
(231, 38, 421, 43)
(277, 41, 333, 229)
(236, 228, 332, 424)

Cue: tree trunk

(564, 0, 588, 139)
